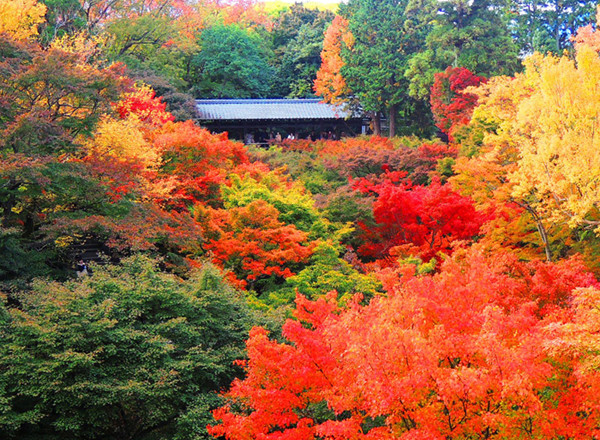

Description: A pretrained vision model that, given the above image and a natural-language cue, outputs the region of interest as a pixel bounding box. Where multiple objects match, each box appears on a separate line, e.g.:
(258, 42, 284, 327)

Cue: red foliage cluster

(82, 154, 144, 202)
(430, 66, 487, 141)
(327, 142, 457, 184)
(113, 84, 175, 125)
(417, 142, 457, 162)
(499, 254, 597, 315)
(151, 121, 250, 209)
(209, 248, 600, 440)
(354, 176, 485, 260)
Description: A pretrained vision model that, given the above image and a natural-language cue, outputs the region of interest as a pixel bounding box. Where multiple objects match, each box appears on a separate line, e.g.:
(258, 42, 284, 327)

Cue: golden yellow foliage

(455, 15, 600, 238)
(88, 115, 161, 169)
(511, 45, 600, 231)
(450, 68, 566, 261)
(0, 0, 46, 40)
(50, 31, 108, 65)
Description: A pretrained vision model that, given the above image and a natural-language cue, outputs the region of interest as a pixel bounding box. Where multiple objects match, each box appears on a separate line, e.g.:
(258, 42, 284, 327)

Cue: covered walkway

(195, 98, 367, 143)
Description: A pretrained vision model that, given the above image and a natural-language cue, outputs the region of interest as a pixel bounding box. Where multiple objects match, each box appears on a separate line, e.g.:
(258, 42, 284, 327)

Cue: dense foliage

(210, 249, 600, 440)
(3, 1, 600, 439)
(0, 257, 257, 439)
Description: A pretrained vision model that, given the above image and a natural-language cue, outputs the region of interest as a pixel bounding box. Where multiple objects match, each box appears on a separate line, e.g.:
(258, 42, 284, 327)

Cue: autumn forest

(2, 0, 600, 438)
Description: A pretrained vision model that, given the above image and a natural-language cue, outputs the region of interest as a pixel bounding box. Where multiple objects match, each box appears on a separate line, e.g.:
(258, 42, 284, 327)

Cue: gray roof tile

(195, 99, 352, 120)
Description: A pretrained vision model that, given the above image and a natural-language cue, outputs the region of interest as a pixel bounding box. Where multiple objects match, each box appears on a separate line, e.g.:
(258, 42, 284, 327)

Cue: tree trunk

(521, 203, 552, 262)
(388, 104, 397, 138)
(372, 112, 381, 136)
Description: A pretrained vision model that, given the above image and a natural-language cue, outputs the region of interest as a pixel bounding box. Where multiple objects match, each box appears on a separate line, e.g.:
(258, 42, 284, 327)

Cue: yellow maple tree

(450, 73, 558, 261)
(88, 115, 161, 169)
(450, 15, 600, 265)
(0, 0, 46, 40)
(510, 43, 600, 232)
(50, 31, 108, 65)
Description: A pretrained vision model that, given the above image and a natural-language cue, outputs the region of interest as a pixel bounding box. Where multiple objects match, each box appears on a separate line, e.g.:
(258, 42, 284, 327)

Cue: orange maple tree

(314, 15, 352, 105)
(209, 247, 600, 440)
(201, 200, 315, 290)
(113, 83, 175, 126)
(150, 121, 250, 209)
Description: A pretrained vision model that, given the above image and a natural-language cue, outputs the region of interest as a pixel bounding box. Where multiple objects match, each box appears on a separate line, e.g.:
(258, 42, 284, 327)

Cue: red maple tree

(430, 67, 487, 141)
(354, 176, 485, 261)
(209, 247, 600, 440)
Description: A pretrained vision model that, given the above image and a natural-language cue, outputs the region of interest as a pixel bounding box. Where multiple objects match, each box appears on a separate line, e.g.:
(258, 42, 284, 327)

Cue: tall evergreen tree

(191, 24, 274, 98)
(508, 0, 597, 55)
(339, 0, 427, 137)
(270, 4, 334, 98)
(406, 0, 520, 100)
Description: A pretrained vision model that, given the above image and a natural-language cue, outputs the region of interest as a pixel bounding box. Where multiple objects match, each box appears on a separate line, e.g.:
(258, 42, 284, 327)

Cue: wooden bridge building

(195, 98, 366, 144)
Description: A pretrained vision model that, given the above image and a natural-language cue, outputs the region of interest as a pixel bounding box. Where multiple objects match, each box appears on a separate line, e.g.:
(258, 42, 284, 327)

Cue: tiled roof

(195, 99, 353, 120)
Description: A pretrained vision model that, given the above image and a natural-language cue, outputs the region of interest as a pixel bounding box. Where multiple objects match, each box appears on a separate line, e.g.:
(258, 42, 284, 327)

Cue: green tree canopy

(0, 35, 127, 154)
(191, 24, 274, 98)
(0, 256, 258, 439)
(270, 4, 334, 97)
(405, 0, 520, 100)
(38, 0, 88, 44)
(508, 0, 597, 55)
(339, 0, 429, 136)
